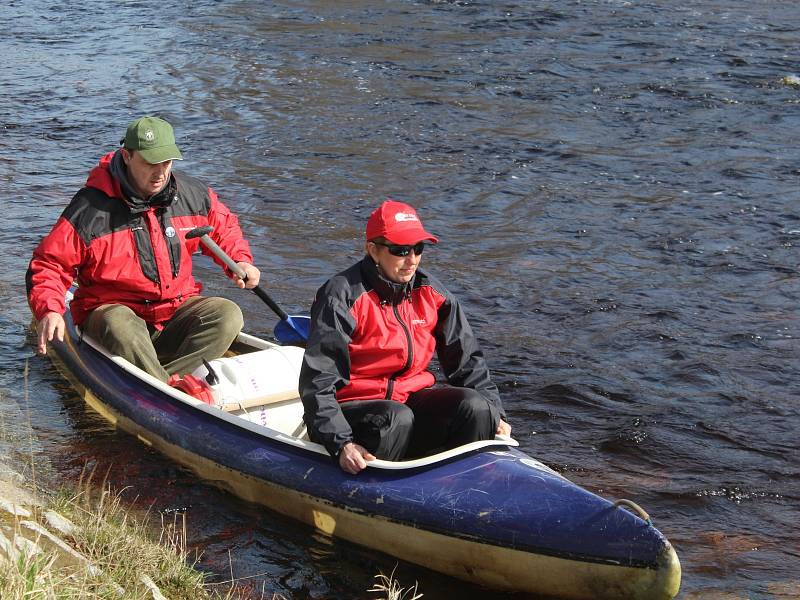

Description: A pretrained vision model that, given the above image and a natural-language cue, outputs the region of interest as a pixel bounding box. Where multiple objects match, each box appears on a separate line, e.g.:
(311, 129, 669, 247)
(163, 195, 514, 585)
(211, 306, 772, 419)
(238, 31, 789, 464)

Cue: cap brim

(385, 230, 439, 245)
(137, 144, 183, 164)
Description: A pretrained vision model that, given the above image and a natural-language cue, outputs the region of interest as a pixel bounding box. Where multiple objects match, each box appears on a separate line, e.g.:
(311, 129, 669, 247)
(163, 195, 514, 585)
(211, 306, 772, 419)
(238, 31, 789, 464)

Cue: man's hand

(496, 419, 512, 437)
(37, 312, 65, 355)
(234, 262, 260, 289)
(338, 442, 376, 475)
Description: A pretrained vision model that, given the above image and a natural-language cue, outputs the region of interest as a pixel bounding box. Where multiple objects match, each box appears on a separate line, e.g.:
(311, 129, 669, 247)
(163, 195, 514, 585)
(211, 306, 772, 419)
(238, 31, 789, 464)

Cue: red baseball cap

(365, 200, 439, 245)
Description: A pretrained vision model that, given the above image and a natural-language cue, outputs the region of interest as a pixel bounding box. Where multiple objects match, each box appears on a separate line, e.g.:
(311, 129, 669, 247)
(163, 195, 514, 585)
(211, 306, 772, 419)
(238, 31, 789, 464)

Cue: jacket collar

(360, 256, 415, 305)
(106, 149, 177, 214)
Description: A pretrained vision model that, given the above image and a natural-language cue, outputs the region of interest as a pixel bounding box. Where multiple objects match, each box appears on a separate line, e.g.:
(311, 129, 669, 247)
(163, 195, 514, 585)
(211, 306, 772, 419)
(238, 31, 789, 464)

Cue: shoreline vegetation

(0, 351, 424, 599)
(0, 462, 422, 599)
(0, 463, 246, 599)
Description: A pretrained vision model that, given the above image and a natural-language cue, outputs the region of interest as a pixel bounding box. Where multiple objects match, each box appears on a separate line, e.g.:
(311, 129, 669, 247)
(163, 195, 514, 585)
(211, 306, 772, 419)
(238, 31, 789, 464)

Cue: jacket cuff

(34, 301, 66, 322)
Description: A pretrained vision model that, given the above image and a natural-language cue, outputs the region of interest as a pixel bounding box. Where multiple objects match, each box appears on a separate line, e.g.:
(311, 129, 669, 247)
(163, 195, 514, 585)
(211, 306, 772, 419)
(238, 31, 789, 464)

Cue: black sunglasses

(372, 241, 426, 257)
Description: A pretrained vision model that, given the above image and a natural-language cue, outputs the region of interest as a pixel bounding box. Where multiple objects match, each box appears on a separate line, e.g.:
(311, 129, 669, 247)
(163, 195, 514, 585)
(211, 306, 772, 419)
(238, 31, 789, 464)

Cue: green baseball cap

(121, 116, 183, 164)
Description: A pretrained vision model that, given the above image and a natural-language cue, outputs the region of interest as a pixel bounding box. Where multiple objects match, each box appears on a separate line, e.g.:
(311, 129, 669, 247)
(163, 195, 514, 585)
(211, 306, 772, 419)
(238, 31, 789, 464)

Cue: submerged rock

(780, 74, 800, 87)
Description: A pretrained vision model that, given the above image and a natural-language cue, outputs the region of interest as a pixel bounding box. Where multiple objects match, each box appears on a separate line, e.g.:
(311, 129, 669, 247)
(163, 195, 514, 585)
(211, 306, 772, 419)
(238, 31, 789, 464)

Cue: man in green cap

(26, 115, 261, 385)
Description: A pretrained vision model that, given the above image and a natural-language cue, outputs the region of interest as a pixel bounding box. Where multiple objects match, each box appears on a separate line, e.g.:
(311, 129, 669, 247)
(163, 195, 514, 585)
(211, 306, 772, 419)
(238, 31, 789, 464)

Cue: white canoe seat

(226, 395, 308, 440)
(219, 388, 299, 412)
(191, 346, 305, 414)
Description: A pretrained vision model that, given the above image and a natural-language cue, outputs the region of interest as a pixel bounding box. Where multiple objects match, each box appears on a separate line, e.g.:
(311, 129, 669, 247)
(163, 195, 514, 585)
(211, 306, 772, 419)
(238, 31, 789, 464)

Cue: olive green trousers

(81, 296, 243, 382)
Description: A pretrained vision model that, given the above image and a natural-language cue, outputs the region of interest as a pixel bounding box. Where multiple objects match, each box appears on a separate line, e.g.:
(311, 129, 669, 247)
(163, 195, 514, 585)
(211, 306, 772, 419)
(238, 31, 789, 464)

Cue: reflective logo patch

(395, 212, 419, 222)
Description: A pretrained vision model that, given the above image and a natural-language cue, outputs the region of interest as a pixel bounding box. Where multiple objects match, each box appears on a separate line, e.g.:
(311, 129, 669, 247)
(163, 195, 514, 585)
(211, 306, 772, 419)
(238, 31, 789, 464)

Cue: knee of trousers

(205, 297, 244, 335)
(375, 402, 414, 460)
(456, 389, 493, 417)
(83, 304, 154, 359)
(453, 389, 498, 440)
(86, 304, 146, 336)
(389, 402, 415, 433)
(367, 402, 414, 442)
(456, 389, 499, 429)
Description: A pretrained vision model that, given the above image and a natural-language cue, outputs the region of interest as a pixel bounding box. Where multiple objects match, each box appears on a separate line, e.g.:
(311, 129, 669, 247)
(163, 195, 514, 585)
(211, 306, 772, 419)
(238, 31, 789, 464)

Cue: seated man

(27, 115, 261, 382)
(300, 200, 511, 474)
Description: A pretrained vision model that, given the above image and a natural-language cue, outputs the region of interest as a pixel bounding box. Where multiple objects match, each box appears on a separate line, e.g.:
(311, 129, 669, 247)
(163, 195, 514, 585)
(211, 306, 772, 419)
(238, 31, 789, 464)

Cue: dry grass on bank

(369, 567, 423, 600)
(2, 365, 420, 599)
(0, 474, 222, 599)
(0, 468, 420, 600)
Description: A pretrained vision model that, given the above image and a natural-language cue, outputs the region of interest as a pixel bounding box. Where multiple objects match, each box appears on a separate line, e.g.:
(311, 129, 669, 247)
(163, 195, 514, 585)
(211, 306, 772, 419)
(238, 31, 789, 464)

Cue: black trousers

(339, 386, 500, 461)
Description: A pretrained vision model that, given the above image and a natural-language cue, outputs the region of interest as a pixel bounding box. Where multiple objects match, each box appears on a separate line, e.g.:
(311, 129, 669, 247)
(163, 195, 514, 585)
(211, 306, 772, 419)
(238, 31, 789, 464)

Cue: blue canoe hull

(49, 318, 680, 599)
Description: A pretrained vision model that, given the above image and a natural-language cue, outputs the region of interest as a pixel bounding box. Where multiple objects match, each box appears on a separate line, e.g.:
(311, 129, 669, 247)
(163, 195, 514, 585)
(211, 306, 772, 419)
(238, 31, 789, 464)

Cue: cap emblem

(144, 129, 155, 142)
(395, 212, 419, 222)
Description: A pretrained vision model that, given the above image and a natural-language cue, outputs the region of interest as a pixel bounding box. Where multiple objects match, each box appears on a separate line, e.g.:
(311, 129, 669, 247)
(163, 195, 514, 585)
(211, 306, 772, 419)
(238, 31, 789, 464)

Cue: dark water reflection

(1, 1, 798, 598)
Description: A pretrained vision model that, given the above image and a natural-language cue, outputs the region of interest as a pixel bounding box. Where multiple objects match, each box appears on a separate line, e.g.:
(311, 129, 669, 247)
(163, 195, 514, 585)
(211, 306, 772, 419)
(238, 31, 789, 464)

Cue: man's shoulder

(172, 171, 211, 199)
(61, 187, 128, 243)
(171, 171, 213, 214)
(172, 170, 207, 190)
(63, 186, 120, 220)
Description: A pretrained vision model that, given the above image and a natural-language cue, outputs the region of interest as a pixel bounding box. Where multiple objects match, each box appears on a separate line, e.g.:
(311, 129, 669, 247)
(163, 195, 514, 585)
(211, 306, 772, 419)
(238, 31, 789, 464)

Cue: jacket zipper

(158, 208, 180, 278)
(385, 300, 414, 400)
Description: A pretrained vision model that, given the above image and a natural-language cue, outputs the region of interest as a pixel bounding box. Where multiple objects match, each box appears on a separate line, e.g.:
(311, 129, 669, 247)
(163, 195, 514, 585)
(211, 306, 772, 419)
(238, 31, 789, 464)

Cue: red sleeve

(200, 188, 253, 277)
(202, 189, 254, 274)
(27, 217, 86, 321)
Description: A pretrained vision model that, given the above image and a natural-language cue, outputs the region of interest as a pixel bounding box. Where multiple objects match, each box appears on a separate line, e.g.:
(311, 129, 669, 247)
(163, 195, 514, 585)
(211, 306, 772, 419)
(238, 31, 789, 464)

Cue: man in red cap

(27, 116, 261, 382)
(300, 200, 511, 474)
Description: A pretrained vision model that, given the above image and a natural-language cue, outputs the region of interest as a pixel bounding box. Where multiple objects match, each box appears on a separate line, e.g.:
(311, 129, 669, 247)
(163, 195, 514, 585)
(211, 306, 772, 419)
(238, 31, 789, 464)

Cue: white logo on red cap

(395, 212, 418, 222)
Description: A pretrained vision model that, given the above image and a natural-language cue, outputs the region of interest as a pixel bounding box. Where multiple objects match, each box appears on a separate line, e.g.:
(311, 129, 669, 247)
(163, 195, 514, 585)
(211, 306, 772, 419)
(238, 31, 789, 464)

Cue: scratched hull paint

(50, 314, 680, 599)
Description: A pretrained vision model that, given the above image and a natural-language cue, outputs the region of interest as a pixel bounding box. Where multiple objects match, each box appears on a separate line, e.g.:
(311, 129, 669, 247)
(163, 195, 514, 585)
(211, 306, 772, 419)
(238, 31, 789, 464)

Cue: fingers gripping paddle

(186, 226, 310, 344)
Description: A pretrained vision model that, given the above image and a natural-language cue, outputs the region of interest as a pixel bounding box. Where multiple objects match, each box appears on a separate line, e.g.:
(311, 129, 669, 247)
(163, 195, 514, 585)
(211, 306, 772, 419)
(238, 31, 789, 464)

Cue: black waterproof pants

(340, 386, 500, 461)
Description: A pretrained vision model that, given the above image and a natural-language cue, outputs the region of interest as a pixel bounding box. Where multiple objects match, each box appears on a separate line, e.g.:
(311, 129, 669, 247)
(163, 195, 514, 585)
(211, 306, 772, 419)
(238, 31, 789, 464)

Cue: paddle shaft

(189, 228, 290, 321)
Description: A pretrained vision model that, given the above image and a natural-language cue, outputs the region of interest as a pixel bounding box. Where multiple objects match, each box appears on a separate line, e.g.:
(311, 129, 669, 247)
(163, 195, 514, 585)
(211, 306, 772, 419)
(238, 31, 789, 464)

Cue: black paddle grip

(253, 285, 289, 320)
(186, 225, 214, 239)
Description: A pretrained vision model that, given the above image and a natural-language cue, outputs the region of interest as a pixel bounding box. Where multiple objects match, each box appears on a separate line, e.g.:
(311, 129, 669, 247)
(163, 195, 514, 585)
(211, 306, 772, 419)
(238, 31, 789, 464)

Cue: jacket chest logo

(165, 226, 176, 238)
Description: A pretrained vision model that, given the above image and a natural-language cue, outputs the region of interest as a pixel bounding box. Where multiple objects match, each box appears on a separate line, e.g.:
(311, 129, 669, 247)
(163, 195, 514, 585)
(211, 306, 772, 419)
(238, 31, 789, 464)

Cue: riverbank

(0, 461, 420, 600)
(0, 461, 224, 599)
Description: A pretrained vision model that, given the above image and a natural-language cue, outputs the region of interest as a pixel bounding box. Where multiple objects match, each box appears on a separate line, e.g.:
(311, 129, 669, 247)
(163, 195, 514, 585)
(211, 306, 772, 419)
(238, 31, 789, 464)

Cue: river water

(1, 1, 798, 598)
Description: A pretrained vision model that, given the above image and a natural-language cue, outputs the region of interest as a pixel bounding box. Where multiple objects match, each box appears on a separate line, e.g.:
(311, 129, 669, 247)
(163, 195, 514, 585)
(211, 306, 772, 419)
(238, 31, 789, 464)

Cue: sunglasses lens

(387, 243, 425, 256)
(373, 241, 427, 256)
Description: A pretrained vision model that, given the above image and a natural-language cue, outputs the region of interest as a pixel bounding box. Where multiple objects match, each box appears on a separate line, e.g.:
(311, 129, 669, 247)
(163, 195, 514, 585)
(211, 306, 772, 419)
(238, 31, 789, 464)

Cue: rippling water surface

(1, 1, 798, 598)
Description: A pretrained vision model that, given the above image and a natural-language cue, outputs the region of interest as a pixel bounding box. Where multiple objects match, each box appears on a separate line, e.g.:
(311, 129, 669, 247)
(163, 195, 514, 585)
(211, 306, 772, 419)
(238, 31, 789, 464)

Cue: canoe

(47, 306, 681, 599)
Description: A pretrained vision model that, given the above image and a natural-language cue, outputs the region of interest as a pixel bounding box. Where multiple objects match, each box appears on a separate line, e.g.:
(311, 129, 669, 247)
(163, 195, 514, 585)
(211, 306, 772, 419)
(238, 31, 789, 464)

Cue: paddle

(186, 226, 310, 345)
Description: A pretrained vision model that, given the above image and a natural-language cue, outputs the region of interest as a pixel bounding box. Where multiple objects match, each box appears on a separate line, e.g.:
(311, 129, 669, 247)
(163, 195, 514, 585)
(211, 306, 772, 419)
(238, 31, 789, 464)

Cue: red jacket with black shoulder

(26, 151, 253, 327)
(299, 256, 504, 456)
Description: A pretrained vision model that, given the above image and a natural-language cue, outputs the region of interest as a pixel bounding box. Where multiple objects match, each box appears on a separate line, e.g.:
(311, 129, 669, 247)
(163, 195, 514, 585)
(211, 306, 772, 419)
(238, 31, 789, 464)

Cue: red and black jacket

(299, 256, 504, 456)
(26, 151, 253, 327)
